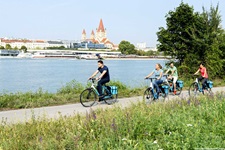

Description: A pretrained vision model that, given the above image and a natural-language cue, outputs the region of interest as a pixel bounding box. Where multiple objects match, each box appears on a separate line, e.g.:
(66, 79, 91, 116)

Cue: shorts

(172, 76, 178, 84)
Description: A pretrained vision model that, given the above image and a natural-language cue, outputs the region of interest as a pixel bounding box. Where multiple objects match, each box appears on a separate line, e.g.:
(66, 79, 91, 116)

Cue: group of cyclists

(88, 60, 209, 102)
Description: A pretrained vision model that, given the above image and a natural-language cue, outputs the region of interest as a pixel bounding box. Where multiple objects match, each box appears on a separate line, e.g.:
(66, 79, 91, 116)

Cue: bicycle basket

(176, 80, 184, 88)
(110, 86, 118, 95)
(207, 80, 213, 88)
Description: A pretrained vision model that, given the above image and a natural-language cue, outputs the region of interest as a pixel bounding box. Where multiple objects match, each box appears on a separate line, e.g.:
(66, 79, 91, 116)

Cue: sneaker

(173, 91, 176, 95)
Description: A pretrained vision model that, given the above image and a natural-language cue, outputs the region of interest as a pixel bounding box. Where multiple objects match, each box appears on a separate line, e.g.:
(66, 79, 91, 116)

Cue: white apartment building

(136, 42, 147, 50)
(0, 38, 66, 49)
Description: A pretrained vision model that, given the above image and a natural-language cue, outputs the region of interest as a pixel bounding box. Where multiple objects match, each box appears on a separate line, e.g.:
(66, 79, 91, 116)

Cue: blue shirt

(98, 65, 110, 80)
(152, 69, 163, 78)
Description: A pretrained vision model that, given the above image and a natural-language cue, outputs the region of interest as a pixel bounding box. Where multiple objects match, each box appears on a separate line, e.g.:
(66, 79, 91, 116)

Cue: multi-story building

(0, 38, 66, 49)
(136, 42, 147, 50)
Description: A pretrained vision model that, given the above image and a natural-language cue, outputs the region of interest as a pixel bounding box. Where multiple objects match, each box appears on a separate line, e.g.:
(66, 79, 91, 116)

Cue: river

(0, 58, 166, 93)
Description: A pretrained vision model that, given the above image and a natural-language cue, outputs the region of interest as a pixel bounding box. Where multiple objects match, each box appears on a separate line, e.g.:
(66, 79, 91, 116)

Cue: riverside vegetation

(0, 93, 225, 149)
(0, 80, 145, 110)
(0, 78, 225, 110)
(1, 77, 225, 111)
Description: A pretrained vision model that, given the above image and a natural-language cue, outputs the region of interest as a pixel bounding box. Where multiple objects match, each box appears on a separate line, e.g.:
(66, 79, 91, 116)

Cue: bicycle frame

(89, 79, 111, 99)
(194, 78, 202, 92)
(146, 78, 159, 99)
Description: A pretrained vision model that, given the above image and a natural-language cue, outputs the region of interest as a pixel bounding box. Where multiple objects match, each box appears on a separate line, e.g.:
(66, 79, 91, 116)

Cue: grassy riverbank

(0, 78, 225, 110)
(0, 94, 225, 149)
(0, 80, 145, 111)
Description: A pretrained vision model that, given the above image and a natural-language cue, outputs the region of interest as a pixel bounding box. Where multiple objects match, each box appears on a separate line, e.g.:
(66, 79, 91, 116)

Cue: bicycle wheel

(205, 88, 214, 96)
(104, 94, 118, 105)
(158, 91, 169, 102)
(143, 88, 154, 104)
(176, 87, 182, 95)
(80, 88, 97, 107)
(189, 82, 199, 97)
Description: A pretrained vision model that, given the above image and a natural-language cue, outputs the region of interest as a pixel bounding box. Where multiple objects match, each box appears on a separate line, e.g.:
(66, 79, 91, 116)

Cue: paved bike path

(0, 87, 224, 124)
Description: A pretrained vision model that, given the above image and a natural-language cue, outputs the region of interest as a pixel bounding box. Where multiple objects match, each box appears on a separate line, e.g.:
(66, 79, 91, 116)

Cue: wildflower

(122, 138, 127, 141)
(111, 118, 117, 131)
(92, 112, 96, 120)
(39, 137, 43, 143)
(187, 124, 193, 127)
(153, 140, 157, 144)
(187, 99, 191, 105)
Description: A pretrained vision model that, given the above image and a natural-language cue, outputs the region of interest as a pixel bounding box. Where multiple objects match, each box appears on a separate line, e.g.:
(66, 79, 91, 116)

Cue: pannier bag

(176, 80, 184, 88)
(106, 86, 111, 94)
(110, 86, 118, 95)
(207, 80, 213, 88)
(162, 85, 169, 94)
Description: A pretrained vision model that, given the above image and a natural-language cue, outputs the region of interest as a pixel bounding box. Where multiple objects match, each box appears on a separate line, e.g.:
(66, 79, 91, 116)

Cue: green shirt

(168, 66, 178, 77)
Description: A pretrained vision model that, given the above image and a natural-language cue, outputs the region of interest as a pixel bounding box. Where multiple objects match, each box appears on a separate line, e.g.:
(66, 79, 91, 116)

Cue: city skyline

(0, 0, 224, 47)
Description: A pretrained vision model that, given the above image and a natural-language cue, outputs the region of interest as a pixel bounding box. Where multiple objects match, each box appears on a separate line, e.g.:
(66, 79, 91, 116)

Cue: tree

(187, 4, 224, 77)
(0, 46, 4, 49)
(20, 45, 28, 53)
(5, 44, 12, 50)
(157, 2, 225, 78)
(14, 46, 18, 50)
(118, 40, 136, 54)
(157, 2, 198, 65)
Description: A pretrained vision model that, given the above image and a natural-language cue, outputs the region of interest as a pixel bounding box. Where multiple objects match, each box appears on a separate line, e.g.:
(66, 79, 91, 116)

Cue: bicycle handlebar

(145, 77, 157, 80)
(145, 74, 168, 80)
(88, 78, 97, 83)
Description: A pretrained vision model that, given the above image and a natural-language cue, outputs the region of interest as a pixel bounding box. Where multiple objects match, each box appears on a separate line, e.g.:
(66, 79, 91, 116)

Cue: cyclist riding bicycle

(165, 62, 178, 95)
(88, 60, 110, 100)
(194, 63, 208, 90)
(145, 63, 163, 97)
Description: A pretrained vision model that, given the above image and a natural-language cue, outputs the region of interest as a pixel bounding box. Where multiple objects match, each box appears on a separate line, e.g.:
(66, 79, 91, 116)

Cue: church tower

(95, 19, 107, 43)
(81, 29, 86, 41)
(90, 30, 95, 40)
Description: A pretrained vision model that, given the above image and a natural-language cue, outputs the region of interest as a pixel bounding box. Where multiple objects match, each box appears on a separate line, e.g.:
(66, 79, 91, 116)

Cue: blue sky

(0, 0, 224, 47)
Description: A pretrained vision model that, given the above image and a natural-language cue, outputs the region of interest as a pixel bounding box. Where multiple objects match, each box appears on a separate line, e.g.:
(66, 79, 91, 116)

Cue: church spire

(90, 30, 95, 40)
(97, 19, 105, 32)
(81, 29, 86, 41)
(82, 29, 86, 35)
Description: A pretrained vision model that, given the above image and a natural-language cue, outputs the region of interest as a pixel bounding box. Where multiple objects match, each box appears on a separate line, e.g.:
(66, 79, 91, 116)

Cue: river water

(0, 58, 166, 93)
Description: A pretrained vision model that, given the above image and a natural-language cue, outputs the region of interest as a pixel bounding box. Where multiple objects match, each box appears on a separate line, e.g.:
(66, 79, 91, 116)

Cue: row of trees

(0, 44, 27, 52)
(157, 3, 225, 78)
(118, 40, 159, 56)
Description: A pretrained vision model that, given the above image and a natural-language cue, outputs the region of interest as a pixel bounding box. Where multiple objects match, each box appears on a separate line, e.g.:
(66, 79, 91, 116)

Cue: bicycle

(188, 75, 213, 96)
(164, 74, 183, 95)
(143, 77, 169, 103)
(80, 78, 118, 107)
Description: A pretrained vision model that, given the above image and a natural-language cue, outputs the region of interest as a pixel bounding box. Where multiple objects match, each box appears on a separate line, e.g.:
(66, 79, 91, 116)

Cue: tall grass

(0, 93, 225, 149)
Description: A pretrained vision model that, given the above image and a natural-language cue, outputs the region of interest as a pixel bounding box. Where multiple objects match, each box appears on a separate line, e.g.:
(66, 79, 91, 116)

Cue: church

(81, 19, 115, 49)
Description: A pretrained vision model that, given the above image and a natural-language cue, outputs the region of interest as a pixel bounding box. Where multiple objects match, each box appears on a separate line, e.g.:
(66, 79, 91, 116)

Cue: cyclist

(194, 63, 208, 90)
(88, 60, 110, 100)
(145, 63, 163, 97)
(165, 62, 178, 95)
